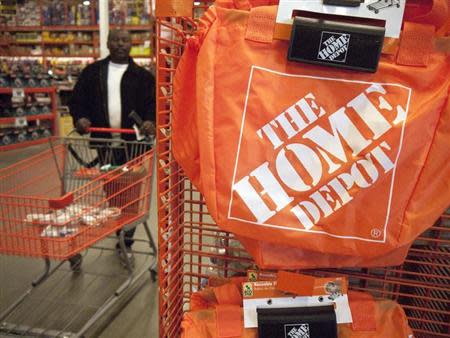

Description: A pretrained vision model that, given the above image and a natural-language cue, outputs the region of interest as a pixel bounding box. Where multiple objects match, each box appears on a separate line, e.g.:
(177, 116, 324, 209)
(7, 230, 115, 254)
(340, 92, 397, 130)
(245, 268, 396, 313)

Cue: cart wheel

(150, 269, 158, 282)
(396, 3, 400, 7)
(69, 253, 83, 273)
(375, 9, 379, 13)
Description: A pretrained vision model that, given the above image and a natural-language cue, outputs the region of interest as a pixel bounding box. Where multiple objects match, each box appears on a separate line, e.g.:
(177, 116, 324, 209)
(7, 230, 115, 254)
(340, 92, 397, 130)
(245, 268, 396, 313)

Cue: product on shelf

(16, 0, 40, 26)
(42, 0, 97, 26)
(0, 0, 39, 26)
(0, 59, 53, 88)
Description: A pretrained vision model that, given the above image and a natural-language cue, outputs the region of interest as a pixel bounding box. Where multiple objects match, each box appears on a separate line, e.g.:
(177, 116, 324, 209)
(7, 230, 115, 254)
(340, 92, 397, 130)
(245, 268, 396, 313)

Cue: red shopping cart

(155, 3, 450, 338)
(0, 128, 157, 337)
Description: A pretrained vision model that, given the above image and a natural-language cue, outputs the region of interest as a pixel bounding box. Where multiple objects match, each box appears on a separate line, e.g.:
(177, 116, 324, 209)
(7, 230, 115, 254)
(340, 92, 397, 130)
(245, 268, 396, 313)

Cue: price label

(15, 117, 28, 128)
(12, 88, 25, 98)
(12, 88, 25, 104)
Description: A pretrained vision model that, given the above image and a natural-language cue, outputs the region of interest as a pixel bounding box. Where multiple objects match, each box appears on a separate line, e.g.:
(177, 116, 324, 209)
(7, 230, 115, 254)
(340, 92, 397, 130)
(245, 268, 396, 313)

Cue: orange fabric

(245, 6, 277, 43)
(173, 1, 450, 269)
(155, 0, 193, 17)
(214, 283, 243, 306)
(276, 271, 315, 296)
(182, 309, 257, 338)
(397, 22, 436, 66)
(348, 291, 376, 331)
(338, 298, 414, 338)
(216, 304, 243, 337)
(404, 0, 449, 29)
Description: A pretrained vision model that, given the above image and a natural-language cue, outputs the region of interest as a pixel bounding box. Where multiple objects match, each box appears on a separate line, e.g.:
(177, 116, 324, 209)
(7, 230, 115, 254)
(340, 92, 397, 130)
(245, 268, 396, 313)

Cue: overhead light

(194, 1, 201, 5)
(83, 0, 90, 6)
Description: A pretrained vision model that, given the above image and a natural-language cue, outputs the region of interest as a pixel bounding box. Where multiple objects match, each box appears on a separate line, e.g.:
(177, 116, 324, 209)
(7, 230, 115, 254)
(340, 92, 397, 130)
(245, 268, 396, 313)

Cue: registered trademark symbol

(371, 228, 382, 238)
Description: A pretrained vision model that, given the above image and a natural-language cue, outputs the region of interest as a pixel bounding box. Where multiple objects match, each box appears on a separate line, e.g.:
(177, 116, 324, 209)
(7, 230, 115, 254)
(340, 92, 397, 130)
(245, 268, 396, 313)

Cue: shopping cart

(0, 128, 157, 337)
(155, 3, 450, 338)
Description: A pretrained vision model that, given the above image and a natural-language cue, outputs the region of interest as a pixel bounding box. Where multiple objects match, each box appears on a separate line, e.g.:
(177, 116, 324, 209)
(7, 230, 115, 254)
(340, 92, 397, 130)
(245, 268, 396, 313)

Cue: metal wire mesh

(156, 4, 450, 337)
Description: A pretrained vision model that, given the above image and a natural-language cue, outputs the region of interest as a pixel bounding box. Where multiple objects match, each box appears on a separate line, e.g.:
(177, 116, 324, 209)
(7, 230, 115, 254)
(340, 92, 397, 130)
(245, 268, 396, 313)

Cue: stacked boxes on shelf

(0, 87, 56, 149)
(0, 59, 56, 149)
(0, 59, 51, 88)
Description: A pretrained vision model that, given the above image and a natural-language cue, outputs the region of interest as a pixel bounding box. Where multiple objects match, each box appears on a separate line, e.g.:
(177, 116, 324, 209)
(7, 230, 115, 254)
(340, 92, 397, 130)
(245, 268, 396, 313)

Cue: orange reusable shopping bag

(173, 0, 450, 269)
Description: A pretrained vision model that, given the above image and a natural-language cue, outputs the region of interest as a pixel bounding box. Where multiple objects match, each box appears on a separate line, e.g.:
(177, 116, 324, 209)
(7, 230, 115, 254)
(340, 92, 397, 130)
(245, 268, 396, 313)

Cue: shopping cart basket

(155, 3, 450, 338)
(0, 128, 157, 337)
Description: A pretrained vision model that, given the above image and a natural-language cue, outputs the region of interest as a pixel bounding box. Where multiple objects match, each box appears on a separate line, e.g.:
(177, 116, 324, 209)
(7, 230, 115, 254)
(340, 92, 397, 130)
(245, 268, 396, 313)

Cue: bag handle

(348, 291, 377, 331)
(213, 283, 243, 338)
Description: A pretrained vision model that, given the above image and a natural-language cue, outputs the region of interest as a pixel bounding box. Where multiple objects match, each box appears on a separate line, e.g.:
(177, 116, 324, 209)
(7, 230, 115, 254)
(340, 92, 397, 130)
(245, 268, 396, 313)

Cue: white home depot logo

(317, 32, 350, 62)
(285, 324, 310, 338)
(228, 66, 411, 242)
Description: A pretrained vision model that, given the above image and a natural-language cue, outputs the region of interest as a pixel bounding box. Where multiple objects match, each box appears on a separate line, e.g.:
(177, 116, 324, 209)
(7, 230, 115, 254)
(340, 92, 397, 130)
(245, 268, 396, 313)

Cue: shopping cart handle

(88, 127, 136, 134)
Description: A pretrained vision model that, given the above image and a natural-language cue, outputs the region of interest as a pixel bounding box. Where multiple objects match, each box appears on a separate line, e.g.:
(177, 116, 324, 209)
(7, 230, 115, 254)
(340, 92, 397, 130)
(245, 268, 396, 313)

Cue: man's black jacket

(69, 56, 155, 140)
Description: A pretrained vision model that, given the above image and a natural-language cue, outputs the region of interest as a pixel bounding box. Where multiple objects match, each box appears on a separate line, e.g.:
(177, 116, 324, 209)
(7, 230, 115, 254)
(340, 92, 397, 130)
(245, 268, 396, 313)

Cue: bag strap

(245, 6, 277, 43)
(397, 22, 436, 66)
(213, 283, 243, 337)
(348, 291, 377, 331)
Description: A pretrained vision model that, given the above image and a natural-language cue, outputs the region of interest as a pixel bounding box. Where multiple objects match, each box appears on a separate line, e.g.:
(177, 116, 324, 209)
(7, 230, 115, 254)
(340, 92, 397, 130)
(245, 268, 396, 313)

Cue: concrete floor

(0, 144, 159, 338)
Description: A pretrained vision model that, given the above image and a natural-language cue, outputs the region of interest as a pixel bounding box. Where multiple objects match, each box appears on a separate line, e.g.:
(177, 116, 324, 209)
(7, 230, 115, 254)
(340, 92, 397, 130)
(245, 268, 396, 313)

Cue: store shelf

(8, 41, 42, 45)
(131, 40, 151, 44)
(1, 26, 42, 32)
(42, 41, 95, 45)
(131, 54, 152, 58)
(42, 25, 98, 31)
(43, 54, 98, 58)
(0, 138, 49, 152)
(111, 25, 153, 31)
(0, 53, 44, 57)
(3, 25, 153, 32)
(0, 114, 55, 125)
(0, 87, 56, 94)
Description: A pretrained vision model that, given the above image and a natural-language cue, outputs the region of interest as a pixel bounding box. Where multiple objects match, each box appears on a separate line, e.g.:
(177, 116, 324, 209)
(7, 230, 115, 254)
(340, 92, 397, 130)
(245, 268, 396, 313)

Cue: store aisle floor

(0, 144, 159, 338)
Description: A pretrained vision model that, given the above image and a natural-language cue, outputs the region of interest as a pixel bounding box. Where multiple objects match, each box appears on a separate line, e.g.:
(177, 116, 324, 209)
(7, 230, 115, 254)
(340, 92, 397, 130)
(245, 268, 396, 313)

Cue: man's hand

(140, 120, 155, 137)
(75, 118, 91, 135)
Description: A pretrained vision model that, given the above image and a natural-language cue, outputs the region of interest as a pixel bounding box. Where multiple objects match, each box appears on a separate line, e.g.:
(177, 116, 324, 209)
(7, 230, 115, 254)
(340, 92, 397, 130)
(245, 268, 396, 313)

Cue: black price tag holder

(257, 305, 337, 338)
(287, 12, 385, 73)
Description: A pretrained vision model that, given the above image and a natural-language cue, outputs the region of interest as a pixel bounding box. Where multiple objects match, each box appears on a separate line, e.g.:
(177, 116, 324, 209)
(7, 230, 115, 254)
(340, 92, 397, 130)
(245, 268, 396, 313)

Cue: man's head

(107, 29, 132, 64)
